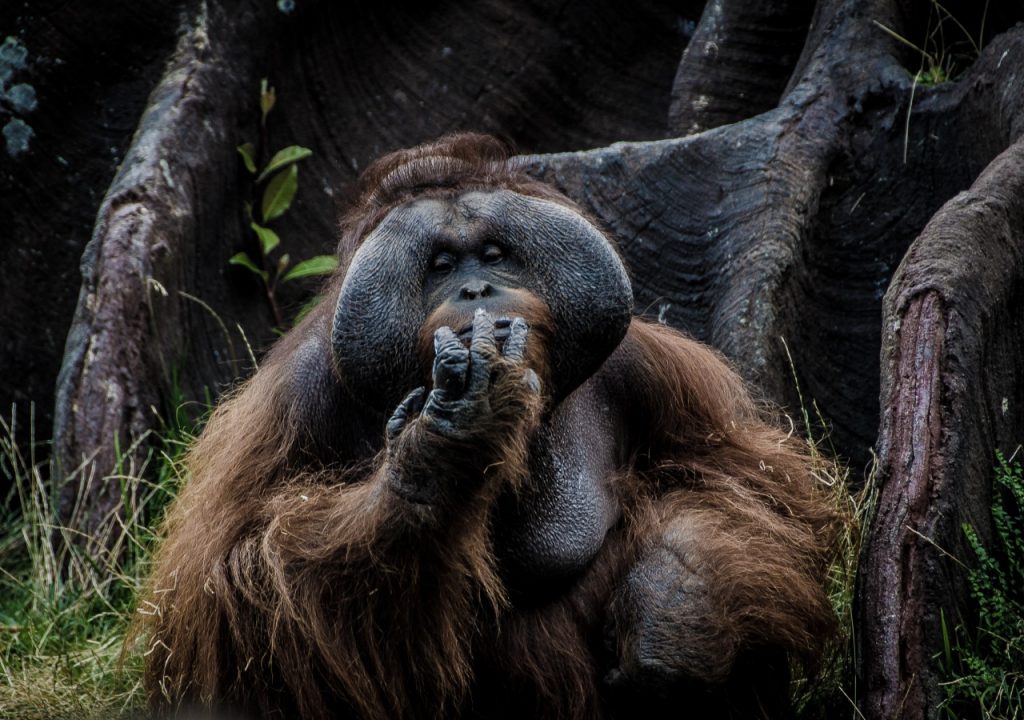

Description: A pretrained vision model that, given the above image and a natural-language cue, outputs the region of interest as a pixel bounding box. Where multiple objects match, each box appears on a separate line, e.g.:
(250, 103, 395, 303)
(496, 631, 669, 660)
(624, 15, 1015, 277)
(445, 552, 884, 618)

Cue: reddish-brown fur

(136, 134, 840, 719)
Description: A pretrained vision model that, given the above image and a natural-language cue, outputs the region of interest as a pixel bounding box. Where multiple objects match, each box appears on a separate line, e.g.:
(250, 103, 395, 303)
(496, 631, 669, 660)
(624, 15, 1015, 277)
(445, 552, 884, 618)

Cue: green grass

(0, 405, 193, 720)
(873, 0, 990, 87)
(939, 450, 1024, 720)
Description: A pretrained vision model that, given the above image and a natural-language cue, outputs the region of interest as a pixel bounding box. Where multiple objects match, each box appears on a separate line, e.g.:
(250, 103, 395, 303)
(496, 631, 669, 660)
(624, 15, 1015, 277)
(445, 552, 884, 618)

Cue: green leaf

(229, 251, 268, 281)
(257, 145, 313, 183)
(939, 608, 953, 672)
(237, 143, 257, 173)
(250, 222, 280, 256)
(277, 253, 291, 275)
(262, 164, 298, 222)
(282, 255, 339, 282)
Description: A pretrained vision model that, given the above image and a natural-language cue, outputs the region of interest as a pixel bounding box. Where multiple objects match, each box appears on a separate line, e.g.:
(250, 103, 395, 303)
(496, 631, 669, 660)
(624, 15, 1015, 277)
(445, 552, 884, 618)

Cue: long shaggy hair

(135, 134, 841, 720)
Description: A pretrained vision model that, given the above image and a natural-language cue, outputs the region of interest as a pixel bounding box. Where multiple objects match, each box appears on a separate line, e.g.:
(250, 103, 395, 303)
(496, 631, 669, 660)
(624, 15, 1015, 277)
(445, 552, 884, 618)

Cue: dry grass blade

(0, 405, 190, 720)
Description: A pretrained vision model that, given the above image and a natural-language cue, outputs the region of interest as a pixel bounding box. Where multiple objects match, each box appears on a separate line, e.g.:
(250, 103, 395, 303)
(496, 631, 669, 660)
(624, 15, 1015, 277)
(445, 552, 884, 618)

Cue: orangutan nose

(459, 280, 493, 301)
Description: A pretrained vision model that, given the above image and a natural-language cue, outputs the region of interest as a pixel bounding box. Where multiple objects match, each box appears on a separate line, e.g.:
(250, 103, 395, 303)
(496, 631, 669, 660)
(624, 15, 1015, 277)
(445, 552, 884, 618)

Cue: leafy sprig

(231, 78, 337, 327)
(940, 449, 1024, 719)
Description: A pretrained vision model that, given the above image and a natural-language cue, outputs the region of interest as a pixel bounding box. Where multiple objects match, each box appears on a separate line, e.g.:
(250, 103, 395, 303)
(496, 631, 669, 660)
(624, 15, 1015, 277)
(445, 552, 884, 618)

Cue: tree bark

(36, 0, 1024, 717)
(862, 135, 1024, 718)
(0, 0, 185, 471)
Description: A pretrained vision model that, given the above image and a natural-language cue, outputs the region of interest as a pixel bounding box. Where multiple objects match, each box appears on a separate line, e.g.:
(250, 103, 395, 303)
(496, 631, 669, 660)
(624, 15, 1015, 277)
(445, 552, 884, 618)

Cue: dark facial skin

(422, 233, 519, 331)
(330, 190, 633, 587)
(332, 190, 633, 410)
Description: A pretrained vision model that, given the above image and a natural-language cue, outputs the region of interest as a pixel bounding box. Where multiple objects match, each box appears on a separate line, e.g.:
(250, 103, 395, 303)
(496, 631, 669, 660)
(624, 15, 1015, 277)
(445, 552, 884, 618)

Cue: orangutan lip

(456, 316, 513, 344)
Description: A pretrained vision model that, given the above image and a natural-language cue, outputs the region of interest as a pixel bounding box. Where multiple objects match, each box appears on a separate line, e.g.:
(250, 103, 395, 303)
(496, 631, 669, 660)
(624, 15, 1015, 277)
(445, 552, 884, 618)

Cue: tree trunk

(862, 136, 1024, 718)
(0, 0, 186, 476)
(38, 0, 1024, 717)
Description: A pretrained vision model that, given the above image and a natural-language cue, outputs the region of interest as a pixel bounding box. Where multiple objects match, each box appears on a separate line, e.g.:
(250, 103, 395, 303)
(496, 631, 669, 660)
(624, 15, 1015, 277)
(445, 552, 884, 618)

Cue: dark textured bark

(862, 136, 1024, 718)
(668, 0, 817, 134)
(31, 0, 1024, 716)
(52, 0, 277, 529)
(0, 0, 185, 467)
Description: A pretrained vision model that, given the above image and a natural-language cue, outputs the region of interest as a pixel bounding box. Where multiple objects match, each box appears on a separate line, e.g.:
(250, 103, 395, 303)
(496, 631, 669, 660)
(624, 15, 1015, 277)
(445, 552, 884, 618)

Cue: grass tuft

(781, 339, 877, 719)
(939, 448, 1024, 720)
(0, 404, 193, 720)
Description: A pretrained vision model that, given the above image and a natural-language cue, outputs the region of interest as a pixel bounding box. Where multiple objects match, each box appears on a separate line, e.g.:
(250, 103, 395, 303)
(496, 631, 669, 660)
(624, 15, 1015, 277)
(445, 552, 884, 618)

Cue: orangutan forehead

(365, 189, 600, 249)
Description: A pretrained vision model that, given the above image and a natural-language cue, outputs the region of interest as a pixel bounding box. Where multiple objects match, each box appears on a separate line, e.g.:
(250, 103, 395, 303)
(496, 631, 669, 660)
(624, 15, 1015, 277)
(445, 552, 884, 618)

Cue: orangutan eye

(431, 252, 456, 274)
(481, 244, 504, 264)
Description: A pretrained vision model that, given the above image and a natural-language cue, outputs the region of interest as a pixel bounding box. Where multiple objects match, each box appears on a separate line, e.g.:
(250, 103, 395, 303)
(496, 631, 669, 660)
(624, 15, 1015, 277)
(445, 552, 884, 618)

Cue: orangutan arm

(601, 321, 839, 708)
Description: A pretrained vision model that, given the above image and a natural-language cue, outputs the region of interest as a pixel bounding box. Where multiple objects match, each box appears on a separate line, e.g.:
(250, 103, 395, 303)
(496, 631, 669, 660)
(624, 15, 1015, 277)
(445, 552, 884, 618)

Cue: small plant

(873, 0, 990, 87)
(873, 0, 990, 165)
(940, 449, 1024, 720)
(232, 78, 337, 327)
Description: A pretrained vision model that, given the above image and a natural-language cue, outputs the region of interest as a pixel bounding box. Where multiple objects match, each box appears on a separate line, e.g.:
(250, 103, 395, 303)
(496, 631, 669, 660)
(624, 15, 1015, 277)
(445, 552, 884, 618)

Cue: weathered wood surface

(864, 135, 1024, 718)
(11, 0, 1024, 716)
(0, 0, 185, 459)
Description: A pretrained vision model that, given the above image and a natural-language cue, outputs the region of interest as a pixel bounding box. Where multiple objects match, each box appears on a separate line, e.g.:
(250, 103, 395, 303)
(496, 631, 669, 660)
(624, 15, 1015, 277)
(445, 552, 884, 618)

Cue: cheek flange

(331, 211, 434, 410)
